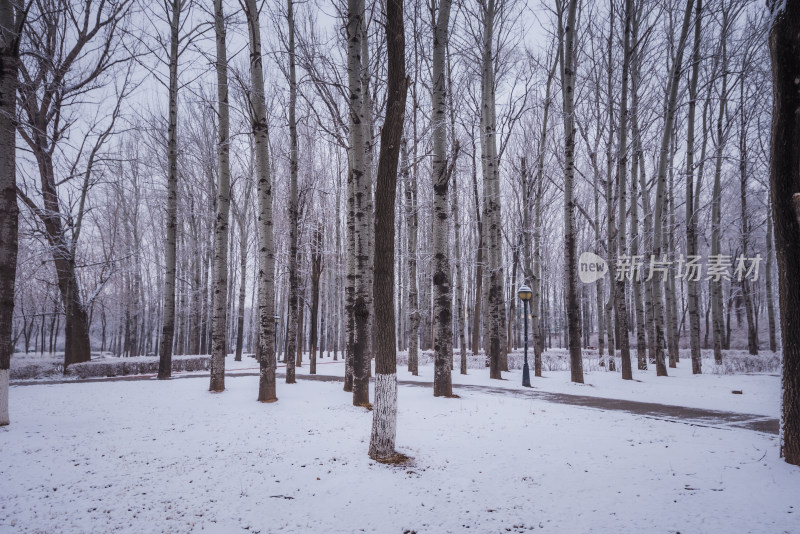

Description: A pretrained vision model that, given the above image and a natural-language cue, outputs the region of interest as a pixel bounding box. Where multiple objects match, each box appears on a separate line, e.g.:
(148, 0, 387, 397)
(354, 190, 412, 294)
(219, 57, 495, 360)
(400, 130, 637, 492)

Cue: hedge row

(11, 355, 210, 380)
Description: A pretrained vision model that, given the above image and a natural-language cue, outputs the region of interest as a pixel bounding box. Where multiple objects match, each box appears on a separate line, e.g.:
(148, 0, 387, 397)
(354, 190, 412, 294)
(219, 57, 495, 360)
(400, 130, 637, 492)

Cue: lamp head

(518, 284, 532, 302)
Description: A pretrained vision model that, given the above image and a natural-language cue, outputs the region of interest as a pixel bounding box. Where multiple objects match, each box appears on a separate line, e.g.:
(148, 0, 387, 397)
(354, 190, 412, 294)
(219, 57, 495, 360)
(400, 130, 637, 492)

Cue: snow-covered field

(1, 354, 797, 533)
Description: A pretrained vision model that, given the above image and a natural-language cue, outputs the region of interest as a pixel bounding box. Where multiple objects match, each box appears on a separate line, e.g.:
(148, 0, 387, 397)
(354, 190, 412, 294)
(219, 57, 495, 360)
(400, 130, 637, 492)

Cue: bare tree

(309, 225, 323, 374)
(368, 0, 407, 461)
(685, 0, 702, 374)
(560, 0, 583, 383)
(284, 0, 300, 384)
(768, 0, 800, 467)
(765, 206, 777, 353)
(432, 0, 454, 397)
(0, 0, 25, 426)
(650, 0, 693, 377)
(209, 0, 232, 392)
(402, 139, 419, 375)
(239, 0, 278, 401)
(480, 0, 506, 380)
(347, 0, 370, 406)
(155, 0, 201, 379)
(16, 0, 132, 369)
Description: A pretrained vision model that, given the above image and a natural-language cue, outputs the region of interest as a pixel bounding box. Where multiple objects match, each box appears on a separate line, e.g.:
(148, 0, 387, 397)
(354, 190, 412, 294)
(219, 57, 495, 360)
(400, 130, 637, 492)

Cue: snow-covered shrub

(395, 347, 779, 375)
(9, 360, 63, 380)
(707, 351, 781, 375)
(395, 348, 612, 372)
(65, 355, 210, 379)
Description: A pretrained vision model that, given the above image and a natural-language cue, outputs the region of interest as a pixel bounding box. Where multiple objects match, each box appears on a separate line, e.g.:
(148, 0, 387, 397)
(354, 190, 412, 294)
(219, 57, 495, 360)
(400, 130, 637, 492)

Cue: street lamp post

(518, 284, 532, 387)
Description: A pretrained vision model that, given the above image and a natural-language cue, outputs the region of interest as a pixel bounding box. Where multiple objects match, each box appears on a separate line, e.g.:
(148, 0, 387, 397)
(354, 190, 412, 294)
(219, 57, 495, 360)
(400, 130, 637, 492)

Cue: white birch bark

(432, 0, 453, 397)
(243, 0, 276, 402)
(347, 0, 370, 406)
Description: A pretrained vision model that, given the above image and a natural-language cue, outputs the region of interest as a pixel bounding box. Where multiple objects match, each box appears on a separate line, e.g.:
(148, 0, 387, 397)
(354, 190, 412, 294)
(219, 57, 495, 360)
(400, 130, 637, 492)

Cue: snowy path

(12, 366, 779, 435)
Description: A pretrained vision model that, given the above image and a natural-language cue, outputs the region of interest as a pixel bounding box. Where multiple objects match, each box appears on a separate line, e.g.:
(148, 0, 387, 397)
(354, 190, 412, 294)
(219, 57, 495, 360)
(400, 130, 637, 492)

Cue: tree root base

(370, 452, 412, 465)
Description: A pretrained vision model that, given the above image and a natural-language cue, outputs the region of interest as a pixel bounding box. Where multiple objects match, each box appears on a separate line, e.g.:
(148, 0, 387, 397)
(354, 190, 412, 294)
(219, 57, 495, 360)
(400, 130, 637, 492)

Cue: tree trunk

(471, 139, 483, 357)
(614, 0, 633, 379)
(284, 0, 300, 385)
(348, 0, 370, 406)
(209, 0, 232, 392)
(403, 141, 419, 376)
(368, 0, 407, 460)
(766, 207, 777, 353)
(360, 13, 375, 379)
(309, 226, 323, 375)
(665, 134, 679, 367)
(738, 67, 757, 356)
(158, 0, 181, 379)
(532, 52, 557, 374)
(650, 0, 693, 377)
(452, 155, 467, 376)
(234, 213, 248, 362)
(768, 0, 800, 465)
(629, 91, 647, 370)
(711, 7, 730, 366)
(560, 0, 583, 383)
(685, 0, 702, 374)
(481, 0, 506, 380)
(0, 0, 23, 425)
(432, 0, 453, 397)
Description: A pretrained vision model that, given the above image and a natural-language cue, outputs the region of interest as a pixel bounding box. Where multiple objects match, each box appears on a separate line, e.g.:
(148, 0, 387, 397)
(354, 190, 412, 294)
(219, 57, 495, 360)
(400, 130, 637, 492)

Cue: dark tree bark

(158, 0, 183, 379)
(613, 0, 633, 380)
(470, 139, 483, 357)
(402, 140, 419, 375)
(650, 0, 693, 377)
(685, 0, 702, 374)
(710, 8, 730, 366)
(309, 226, 323, 375)
(766, 208, 777, 353)
(0, 0, 24, 426)
(768, 0, 800, 466)
(560, 0, 583, 383)
(368, 0, 407, 460)
(285, 0, 300, 385)
(432, 0, 453, 397)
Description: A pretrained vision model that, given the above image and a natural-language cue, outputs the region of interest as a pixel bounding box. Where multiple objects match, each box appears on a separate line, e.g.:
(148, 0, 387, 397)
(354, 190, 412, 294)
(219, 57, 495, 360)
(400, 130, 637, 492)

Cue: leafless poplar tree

(560, 0, 583, 383)
(284, 0, 300, 384)
(16, 0, 132, 369)
(368, 0, 407, 461)
(650, 0, 693, 377)
(209, 0, 232, 392)
(432, 0, 454, 397)
(347, 0, 370, 406)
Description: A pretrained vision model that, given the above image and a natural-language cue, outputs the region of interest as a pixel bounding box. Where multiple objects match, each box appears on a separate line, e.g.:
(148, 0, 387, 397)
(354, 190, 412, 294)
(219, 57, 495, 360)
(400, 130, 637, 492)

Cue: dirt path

(12, 369, 778, 435)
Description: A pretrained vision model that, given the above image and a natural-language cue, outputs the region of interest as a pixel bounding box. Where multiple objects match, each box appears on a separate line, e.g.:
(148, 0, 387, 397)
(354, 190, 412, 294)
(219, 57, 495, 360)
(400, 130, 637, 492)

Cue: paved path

(12, 369, 779, 435)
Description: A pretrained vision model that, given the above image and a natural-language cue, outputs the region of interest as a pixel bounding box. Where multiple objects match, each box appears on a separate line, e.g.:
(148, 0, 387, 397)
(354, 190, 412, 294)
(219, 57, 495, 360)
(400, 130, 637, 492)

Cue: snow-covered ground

(390, 359, 781, 417)
(1, 355, 797, 533)
(236, 353, 779, 417)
